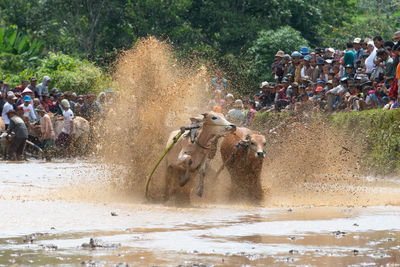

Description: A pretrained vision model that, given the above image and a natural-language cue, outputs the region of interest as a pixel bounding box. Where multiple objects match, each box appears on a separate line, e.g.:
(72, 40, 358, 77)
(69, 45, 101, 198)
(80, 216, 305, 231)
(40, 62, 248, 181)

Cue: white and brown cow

(163, 111, 236, 204)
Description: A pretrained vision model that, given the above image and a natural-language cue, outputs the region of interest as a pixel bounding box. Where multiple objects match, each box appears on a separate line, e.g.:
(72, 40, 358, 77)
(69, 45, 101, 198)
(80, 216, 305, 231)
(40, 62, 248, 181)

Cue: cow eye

(211, 116, 218, 120)
(251, 142, 255, 146)
(264, 143, 267, 146)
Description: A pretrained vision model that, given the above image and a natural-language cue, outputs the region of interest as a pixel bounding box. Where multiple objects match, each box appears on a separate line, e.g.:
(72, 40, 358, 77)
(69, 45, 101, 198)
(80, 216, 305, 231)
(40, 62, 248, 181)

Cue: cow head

(244, 133, 267, 158)
(190, 111, 236, 137)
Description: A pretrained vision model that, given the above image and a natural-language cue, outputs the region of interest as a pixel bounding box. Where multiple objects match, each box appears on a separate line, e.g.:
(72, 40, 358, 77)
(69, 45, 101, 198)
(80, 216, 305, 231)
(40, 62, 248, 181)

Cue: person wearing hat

(365, 41, 377, 76)
(301, 55, 313, 79)
(344, 64, 355, 79)
(19, 95, 36, 123)
(227, 99, 245, 126)
(300, 46, 309, 55)
(353, 38, 364, 61)
(36, 105, 55, 161)
(6, 109, 28, 161)
(56, 99, 74, 157)
(313, 58, 325, 82)
(17, 87, 34, 106)
(289, 51, 302, 84)
(273, 50, 285, 81)
(51, 92, 64, 115)
(40, 93, 53, 113)
(1, 92, 17, 129)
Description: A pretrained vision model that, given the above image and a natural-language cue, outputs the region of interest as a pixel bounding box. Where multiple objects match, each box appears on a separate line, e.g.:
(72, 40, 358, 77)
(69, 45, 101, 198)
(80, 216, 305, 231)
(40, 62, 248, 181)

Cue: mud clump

(81, 238, 120, 249)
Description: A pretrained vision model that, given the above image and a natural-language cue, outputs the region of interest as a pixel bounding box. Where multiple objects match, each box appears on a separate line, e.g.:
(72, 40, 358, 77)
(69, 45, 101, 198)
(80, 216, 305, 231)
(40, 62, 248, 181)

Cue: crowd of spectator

(209, 32, 400, 126)
(0, 76, 112, 160)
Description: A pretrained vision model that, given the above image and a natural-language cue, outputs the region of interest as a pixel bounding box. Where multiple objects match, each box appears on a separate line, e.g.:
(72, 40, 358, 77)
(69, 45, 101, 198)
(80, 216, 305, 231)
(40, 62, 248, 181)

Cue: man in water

(1, 92, 17, 129)
(36, 105, 55, 161)
(6, 109, 28, 161)
(56, 99, 74, 157)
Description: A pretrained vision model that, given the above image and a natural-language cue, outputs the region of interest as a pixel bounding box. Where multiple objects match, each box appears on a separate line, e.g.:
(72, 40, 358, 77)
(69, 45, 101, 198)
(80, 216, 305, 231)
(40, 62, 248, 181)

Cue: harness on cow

(183, 122, 211, 150)
(144, 121, 234, 199)
(214, 134, 267, 179)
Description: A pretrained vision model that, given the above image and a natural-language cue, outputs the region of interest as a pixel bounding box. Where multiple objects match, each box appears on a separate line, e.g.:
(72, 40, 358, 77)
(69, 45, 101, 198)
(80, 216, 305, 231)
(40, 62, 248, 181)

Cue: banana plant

(0, 25, 44, 60)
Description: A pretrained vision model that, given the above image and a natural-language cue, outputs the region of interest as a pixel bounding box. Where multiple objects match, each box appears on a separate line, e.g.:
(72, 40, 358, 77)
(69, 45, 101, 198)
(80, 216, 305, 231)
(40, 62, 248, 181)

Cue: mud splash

(258, 119, 400, 207)
(99, 37, 211, 197)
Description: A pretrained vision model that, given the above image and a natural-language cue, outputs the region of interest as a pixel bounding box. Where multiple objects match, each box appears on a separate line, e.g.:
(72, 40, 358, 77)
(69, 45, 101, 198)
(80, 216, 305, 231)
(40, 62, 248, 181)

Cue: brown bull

(220, 127, 267, 204)
(163, 111, 235, 204)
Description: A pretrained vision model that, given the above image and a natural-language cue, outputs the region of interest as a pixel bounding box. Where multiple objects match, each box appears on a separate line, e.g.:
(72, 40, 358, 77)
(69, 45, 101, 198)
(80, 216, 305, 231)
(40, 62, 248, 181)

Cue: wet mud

(1, 161, 400, 266)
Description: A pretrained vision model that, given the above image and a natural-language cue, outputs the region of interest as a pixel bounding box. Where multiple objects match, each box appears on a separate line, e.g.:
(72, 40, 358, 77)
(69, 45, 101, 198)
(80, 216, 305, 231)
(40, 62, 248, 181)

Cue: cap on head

(353, 38, 361, 44)
(300, 46, 309, 55)
(291, 51, 301, 58)
(317, 58, 325, 65)
(35, 105, 46, 113)
(393, 31, 400, 40)
(22, 88, 33, 94)
(327, 48, 335, 53)
(260, 81, 269, 88)
(24, 95, 31, 102)
(61, 99, 70, 108)
(275, 50, 285, 57)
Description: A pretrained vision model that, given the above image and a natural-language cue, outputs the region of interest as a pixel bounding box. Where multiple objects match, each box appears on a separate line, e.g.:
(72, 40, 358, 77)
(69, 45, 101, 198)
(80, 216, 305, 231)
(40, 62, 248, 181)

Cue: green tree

(248, 26, 308, 81)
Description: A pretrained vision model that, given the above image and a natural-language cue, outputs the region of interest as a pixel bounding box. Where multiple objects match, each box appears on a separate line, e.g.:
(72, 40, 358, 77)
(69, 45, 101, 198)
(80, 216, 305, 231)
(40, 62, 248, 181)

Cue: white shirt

(62, 109, 74, 134)
(20, 103, 36, 122)
(1, 102, 14, 124)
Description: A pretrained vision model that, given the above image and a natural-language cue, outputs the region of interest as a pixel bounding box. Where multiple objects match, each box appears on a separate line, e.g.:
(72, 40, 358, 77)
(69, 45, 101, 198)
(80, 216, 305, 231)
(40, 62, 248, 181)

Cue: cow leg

(179, 159, 192, 187)
(196, 161, 206, 197)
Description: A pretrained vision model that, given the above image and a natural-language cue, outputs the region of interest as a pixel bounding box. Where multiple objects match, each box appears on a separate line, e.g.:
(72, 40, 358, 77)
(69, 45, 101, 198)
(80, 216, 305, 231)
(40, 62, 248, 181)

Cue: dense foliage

(0, 0, 398, 93)
(248, 26, 309, 81)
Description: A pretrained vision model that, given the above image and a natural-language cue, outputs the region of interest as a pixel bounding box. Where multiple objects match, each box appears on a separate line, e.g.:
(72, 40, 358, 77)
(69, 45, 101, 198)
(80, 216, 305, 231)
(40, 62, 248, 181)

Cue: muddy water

(1, 161, 400, 266)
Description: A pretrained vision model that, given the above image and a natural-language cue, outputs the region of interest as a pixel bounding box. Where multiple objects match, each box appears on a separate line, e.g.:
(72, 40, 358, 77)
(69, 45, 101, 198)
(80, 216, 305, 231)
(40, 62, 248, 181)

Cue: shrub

(247, 26, 309, 81)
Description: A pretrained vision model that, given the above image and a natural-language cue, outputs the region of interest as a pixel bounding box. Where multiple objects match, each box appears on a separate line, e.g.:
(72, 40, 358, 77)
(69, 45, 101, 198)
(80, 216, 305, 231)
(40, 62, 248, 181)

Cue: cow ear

(190, 115, 204, 123)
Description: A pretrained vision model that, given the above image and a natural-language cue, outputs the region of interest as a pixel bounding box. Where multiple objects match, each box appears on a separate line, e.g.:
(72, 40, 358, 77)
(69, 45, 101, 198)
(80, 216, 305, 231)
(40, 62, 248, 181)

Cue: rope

(144, 122, 234, 199)
(144, 129, 185, 199)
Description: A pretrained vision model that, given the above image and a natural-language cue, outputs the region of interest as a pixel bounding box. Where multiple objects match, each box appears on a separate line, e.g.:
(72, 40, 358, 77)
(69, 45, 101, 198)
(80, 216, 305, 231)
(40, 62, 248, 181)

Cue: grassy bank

(252, 109, 400, 175)
(331, 109, 400, 175)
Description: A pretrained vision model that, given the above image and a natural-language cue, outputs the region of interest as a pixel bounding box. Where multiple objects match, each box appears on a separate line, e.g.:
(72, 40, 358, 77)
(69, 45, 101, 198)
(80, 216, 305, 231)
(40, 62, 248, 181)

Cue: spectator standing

(27, 77, 39, 98)
(6, 109, 28, 161)
(227, 100, 245, 126)
(353, 38, 364, 61)
(365, 41, 377, 76)
(19, 95, 36, 122)
(36, 76, 51, 100)
(56, 99, 74, 157)
(36, 105, 55, 161)
(343, 42, 356, 70)
(40, 93, 53, 112)
(1, 92, 17, 129)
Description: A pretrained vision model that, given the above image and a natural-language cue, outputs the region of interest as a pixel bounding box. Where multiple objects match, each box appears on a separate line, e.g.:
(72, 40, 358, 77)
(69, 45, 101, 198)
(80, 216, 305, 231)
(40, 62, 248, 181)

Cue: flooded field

(1, 161, 400, 266)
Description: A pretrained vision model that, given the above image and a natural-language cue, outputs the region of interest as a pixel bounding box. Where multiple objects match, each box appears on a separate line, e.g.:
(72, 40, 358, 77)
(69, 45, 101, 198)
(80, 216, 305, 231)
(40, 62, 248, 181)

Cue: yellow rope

(144, 130, 184, 199)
